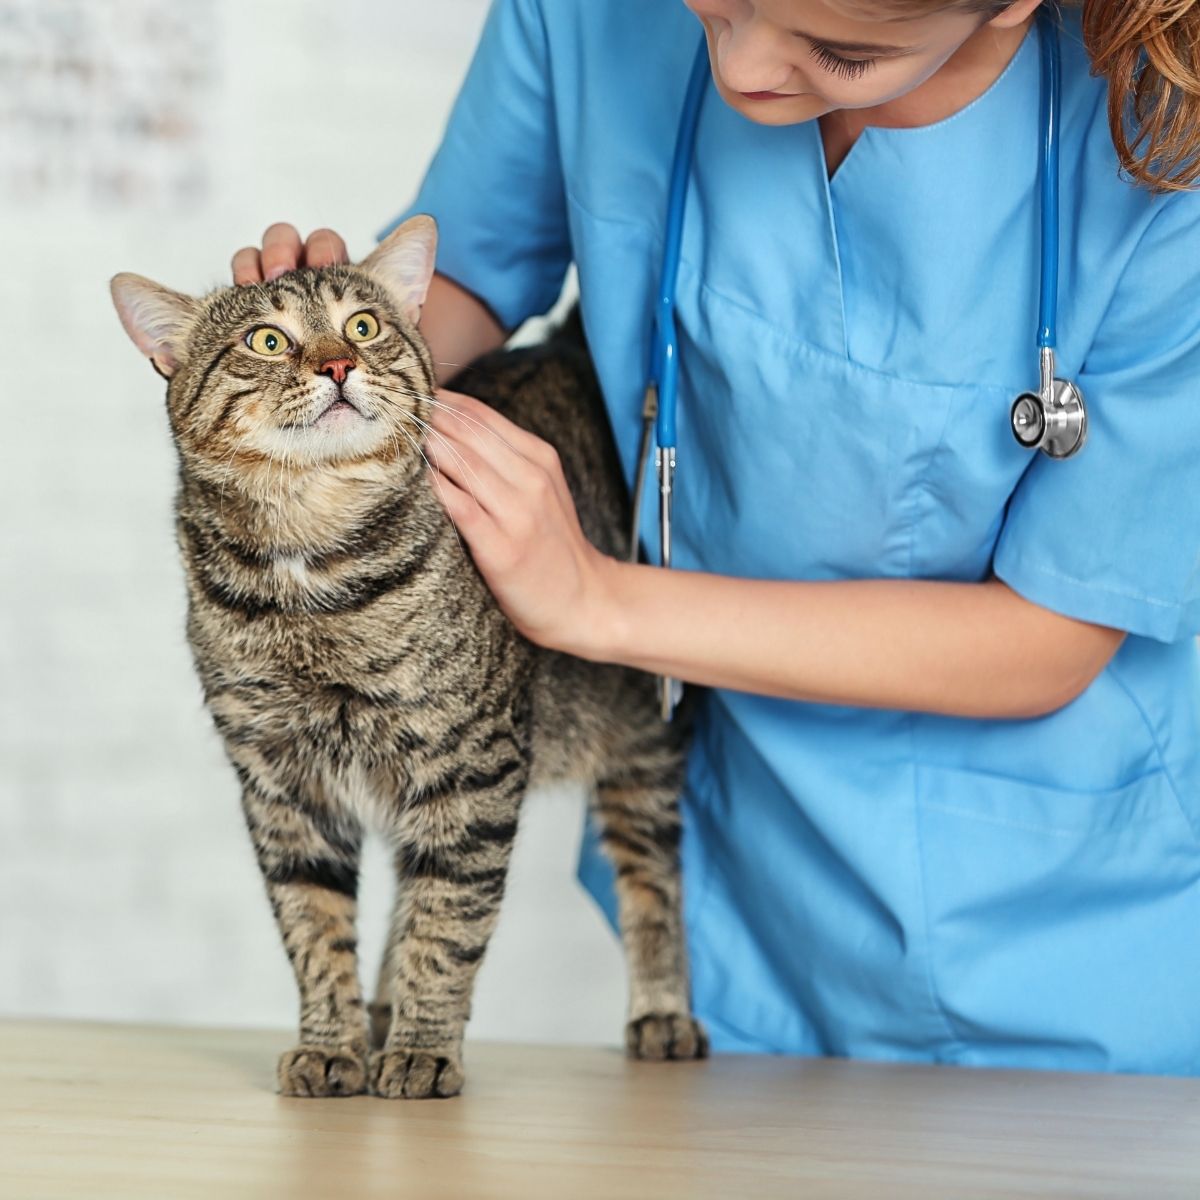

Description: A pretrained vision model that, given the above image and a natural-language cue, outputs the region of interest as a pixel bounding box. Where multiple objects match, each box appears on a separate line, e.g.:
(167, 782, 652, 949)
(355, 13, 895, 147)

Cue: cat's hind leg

(592, 728, 709, 1062)
(239, 774, 370, 1097)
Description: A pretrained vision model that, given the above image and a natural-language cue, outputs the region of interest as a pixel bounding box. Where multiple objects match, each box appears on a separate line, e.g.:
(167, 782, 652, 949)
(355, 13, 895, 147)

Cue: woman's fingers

(438, 390, 575, 507)
(427, 403, 560, 535)
(431, 390, 545, 469)
(304, 228, 349, 268)
(429, 393, 527, 486)
(231, 246, 263, 285)
(428, 391, 564, 511)
(437, 390, 520, 444)
(429, 463, 487, 533)
(260, 222, 303, 281)
(425, 419, 515, 519)
(232, 223, 350, 285)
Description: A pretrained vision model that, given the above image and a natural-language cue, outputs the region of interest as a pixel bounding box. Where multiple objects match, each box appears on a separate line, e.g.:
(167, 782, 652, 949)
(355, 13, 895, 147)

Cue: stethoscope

(631, 9, 1087, 720)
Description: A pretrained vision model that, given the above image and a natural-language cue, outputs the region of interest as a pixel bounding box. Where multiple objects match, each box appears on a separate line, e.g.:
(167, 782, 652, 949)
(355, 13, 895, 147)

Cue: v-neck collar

(827, 20, 1038, 188)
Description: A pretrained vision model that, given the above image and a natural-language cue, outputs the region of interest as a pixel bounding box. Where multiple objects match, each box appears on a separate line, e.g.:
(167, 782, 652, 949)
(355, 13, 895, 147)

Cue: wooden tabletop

(2, 1019, 1198, 1199)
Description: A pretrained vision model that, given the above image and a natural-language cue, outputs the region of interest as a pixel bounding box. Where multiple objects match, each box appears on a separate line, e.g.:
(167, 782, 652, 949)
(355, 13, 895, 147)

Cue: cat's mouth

(314, 395, 371, 426)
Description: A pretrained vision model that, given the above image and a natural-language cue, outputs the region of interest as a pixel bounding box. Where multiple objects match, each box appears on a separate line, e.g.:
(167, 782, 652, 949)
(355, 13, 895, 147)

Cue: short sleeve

(992, 192, 1200, 643)
(376, 0, 571, 331)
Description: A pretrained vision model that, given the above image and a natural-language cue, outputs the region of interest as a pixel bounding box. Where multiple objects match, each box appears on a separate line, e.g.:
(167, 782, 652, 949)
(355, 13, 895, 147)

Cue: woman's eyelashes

(808, 43, 877, 81)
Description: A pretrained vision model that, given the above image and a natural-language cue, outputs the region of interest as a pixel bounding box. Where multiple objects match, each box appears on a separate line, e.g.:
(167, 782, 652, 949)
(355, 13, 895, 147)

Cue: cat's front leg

(370, 760, 527, 1100)
(239, 775, 369, 1097)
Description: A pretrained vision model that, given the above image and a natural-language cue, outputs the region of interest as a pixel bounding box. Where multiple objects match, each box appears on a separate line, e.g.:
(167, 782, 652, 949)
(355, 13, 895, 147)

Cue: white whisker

(214, 435, 244, 524)
(398, 409, 489, 502)
(392, 412, 469, 560)
(368, 383, 492, 504)
(396, 409, 483, 514)
(373, 381, 522, 458)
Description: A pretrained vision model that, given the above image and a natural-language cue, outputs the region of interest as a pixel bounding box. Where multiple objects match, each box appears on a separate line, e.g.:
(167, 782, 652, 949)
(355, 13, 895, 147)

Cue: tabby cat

(109, 216, 708, 1099)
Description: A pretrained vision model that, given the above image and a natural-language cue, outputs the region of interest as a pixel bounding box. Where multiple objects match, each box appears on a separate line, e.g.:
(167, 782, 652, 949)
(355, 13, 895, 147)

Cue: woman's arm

(425, 391, 1127, 722)
(590, 564, 1126, 720)
(418, 272, 507, 386)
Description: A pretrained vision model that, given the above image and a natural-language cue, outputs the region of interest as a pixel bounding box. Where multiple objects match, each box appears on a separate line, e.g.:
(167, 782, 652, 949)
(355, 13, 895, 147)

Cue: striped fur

(114, 250, 707, 1099)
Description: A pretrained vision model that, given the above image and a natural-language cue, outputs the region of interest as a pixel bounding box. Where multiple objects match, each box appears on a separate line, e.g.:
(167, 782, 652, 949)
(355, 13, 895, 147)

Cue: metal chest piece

(1010, 347, 1087, 459)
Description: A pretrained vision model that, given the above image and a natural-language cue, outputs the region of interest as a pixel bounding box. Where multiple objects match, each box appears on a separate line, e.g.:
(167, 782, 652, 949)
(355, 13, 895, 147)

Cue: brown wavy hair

(1080, 0, 1200, 191)
(872, 1, 1200, 192)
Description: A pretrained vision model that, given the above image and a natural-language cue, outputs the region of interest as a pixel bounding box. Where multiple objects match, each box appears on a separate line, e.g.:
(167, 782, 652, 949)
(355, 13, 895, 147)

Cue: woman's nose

(715, 20, 792, 94)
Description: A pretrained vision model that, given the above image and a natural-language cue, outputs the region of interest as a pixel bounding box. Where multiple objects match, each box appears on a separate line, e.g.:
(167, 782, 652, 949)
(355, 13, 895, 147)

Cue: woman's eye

(246, 326, 291, 356)
(345, 312, 380, 342)
(809, 44, 876, 81)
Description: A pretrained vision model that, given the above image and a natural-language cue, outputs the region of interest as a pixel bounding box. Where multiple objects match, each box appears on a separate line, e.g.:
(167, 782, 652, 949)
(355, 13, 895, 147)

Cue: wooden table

(2, 1019, 1198, 1198)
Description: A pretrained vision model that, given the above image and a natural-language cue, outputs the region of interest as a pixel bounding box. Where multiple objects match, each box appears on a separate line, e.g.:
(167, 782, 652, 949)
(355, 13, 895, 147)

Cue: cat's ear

(110, 273, 200, 379)
(358, 215, 437, 325)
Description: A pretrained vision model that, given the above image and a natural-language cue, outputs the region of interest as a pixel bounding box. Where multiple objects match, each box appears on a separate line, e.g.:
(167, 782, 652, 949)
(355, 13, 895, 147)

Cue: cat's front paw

(625, 1012, 710, 1061)
(369, 1048, 464, 1099)
(277, 1043, 368, 1097)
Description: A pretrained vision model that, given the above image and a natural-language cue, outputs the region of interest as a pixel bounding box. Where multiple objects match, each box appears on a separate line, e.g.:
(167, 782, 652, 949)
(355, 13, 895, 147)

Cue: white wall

(0, 0, 626, 1045)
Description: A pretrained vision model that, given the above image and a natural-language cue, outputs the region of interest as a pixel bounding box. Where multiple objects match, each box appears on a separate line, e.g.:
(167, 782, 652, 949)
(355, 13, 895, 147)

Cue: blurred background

(0, 0, 625, 1044)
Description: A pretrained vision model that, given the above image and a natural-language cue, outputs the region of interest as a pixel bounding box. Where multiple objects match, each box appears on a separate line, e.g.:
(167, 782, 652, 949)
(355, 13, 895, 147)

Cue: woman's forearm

(580, 564, 1125, 720)
(418, 272, 507, 386)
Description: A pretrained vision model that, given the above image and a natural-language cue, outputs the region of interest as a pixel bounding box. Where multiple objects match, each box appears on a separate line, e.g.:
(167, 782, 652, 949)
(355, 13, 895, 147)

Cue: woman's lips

(738, 90, 798, 101)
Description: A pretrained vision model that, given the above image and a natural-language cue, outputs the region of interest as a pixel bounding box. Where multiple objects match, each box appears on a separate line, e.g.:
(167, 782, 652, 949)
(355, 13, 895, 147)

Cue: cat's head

(110, 216, 438, 475)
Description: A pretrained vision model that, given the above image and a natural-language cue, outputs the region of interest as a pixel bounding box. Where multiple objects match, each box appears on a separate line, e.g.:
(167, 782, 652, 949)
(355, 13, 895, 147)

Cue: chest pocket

(664, 276, 1031, 587)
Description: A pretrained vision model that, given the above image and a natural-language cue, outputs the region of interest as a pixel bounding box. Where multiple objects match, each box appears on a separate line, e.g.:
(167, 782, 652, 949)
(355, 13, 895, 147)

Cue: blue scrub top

(384, 0, 1200, 1074)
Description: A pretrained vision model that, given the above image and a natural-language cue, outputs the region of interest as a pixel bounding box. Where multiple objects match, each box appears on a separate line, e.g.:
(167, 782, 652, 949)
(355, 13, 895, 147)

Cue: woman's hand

(423, 389, 621, 657)
(231, 222, 349, 283)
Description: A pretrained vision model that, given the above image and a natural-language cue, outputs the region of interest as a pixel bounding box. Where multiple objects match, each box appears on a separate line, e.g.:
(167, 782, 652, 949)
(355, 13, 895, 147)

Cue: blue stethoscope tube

(1037, 6, 1059, 353)
(652, 37, 712, 453)
(633, 10, 1087, 720)
(628, 37, 711, 717)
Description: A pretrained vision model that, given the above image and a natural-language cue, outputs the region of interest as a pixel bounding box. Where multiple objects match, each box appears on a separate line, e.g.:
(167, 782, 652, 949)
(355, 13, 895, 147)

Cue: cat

(109, 215, 708, 1099)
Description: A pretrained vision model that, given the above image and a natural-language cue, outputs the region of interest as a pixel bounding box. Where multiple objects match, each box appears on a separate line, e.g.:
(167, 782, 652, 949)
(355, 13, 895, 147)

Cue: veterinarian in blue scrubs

(370, 0, 1200, 1074)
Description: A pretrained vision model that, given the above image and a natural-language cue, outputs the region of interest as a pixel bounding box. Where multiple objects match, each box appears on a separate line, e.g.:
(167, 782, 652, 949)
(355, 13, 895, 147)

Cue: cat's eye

(345, 312, 380, 342)
(246, 326, 291, 356)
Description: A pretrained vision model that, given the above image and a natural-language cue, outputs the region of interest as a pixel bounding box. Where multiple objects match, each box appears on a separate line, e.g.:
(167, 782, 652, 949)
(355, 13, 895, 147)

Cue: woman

(233, 0, 1200, 1073)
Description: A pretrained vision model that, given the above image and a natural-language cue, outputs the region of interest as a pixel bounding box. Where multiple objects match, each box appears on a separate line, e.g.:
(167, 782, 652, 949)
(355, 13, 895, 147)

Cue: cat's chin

(316, 398, 368, 425)
(237, 418, 402, 470)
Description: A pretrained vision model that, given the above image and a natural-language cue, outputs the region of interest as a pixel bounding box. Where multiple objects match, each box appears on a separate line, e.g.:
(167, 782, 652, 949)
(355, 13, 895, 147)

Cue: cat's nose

(318, 357, 355, 385)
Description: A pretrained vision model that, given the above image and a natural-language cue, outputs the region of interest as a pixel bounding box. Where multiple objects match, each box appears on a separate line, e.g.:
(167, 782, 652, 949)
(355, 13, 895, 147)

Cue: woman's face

(682, 0, 1005, 125)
